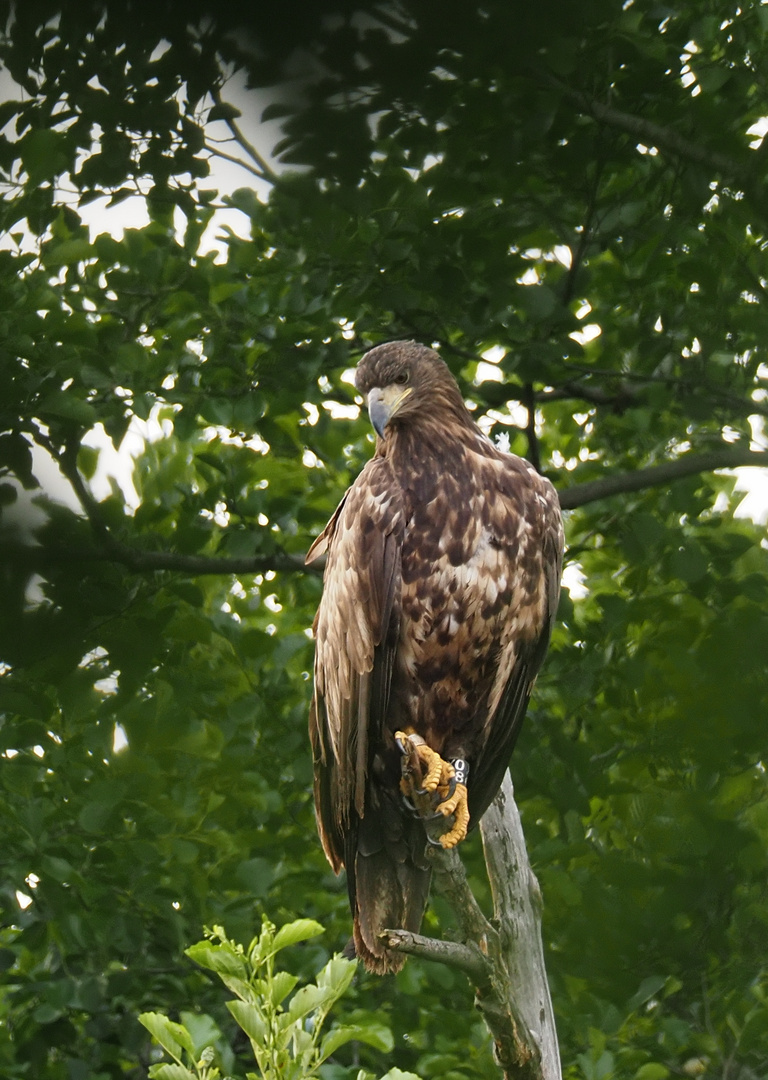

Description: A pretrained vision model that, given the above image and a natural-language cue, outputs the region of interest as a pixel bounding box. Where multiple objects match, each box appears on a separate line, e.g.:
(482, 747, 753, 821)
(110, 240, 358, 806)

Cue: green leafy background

(0, 2, 767, 1078)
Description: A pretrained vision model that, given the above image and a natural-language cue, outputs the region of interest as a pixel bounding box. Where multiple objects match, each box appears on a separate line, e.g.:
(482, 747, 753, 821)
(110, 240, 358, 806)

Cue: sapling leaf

(272, 918, 325, 953)
(147, 1065, 197, 1080)
(139, 1012, 194, 1062)
(227, 1000, 268, 1043)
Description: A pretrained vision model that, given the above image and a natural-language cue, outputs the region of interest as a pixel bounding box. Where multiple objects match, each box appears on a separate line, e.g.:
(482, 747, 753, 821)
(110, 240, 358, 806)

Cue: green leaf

(285, 982, 332, 1023)
(318, 1025, 359, 1061)
(635, 1065, 670, 1080)
(42, 238, 94, 267)
(185, 941, 247, 979)
(178, 1011, 223, 1058)
(20, 128, 69, 182)
(139, 1012, 195, 1062)
(38, 392, 97, 426)
(226, 1000, 268, 1043)
(269, 970, 299, 1008)
(627, 975, 667, 1012)
(316, 954, 356, 999)
(147, 1066, 197, 1080)
(271, 918, 325, 953)
(208, 101, 242, 122)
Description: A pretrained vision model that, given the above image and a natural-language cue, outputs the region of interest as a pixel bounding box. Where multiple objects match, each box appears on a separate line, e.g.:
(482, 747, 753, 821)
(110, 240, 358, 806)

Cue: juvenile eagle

(307, 341, 563, 973)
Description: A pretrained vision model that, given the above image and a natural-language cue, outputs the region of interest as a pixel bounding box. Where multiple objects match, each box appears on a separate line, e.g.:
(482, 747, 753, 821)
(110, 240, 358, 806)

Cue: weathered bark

(385, 769, 561, 1080)
(480, 771, 561, 1080)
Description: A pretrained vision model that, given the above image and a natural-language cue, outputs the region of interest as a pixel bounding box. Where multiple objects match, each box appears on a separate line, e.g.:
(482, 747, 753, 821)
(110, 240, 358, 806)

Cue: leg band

(451, 758, 469, 786)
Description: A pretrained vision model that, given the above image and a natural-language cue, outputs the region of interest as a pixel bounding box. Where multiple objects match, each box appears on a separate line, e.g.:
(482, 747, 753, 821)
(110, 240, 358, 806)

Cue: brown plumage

(307, 341, 563, 973)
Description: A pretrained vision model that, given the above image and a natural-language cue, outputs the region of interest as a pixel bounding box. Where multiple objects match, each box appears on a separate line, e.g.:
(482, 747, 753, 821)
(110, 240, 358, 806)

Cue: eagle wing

(467, 453, 563, 823)
(307, 455, 404, 872)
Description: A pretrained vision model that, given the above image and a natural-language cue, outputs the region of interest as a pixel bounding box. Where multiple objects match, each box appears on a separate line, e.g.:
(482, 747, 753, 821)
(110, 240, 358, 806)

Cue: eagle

(307, 341, 563, 973)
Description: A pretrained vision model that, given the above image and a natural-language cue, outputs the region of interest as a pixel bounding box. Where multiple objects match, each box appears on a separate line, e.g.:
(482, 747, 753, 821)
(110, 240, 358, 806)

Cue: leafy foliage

(0, 2, 767, 1078)
(139, 917, 410, 1080)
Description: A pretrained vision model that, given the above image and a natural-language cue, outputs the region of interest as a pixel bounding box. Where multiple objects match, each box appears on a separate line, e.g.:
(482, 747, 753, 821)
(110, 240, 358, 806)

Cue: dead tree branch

(384, 773, 562, 1080)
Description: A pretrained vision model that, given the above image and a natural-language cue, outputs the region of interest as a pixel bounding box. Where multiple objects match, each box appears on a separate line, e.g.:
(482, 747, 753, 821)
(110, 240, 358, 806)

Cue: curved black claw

(395, 735, 409, 756)
(402, 794, 443, 821)
(426, 833, 445, 847)
(431, 775, 456, 805)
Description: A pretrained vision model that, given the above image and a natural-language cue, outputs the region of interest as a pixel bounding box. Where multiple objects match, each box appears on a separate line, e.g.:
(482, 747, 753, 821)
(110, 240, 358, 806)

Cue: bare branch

(558, 448, 768, 510)
(384, 765, 559, 1079)
(23, 434, 767, 581)
(381, 929, 489, 979)
(481, 774, 562, 1080)
(212, 89, 279, 184)
(207, 145, 274, 183)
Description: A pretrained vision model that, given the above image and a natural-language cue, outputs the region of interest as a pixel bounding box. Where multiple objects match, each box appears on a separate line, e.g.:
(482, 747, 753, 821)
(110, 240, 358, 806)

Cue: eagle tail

(347, 800, 431, 974)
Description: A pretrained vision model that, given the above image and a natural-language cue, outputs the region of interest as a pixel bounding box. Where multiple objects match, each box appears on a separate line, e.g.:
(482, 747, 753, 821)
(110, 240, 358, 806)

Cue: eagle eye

(394, 371, 409, 385)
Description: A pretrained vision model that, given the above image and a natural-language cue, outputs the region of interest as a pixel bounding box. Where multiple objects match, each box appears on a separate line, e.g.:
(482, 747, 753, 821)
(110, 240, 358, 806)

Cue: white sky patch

(475, 360, 504, 383)
(113, 723, 129, 753)
(477, 401, 531, 434)
(94, 673, 118, 695)
(731, 413, 768, 524)
(747, 116, 768, 149)
(302, 448, 321, 468)
(562, 562, 588, 599)
(481, 344, 507, 364)
(322, 400, 360, 420)
(518, 266, 540, 285)
(551, 449, 579, 472)
(570, 323, 602, 345)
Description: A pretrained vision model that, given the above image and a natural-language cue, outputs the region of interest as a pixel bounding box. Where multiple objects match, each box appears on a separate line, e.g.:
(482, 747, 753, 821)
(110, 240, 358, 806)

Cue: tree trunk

(384, 769, 561, 1079)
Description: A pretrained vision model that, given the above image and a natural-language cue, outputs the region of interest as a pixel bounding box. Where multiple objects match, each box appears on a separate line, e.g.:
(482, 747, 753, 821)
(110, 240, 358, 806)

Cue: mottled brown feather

(308, 340, 563, 972)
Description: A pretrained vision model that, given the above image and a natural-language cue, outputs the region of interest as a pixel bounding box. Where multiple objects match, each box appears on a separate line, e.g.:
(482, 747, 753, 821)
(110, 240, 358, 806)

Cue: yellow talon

(436, 783, 469, 848)
(395, 731, 470, 848)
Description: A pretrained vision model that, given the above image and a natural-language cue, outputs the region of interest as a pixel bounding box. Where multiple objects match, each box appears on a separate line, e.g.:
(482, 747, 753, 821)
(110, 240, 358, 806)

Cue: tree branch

(522, 383, 541, 473)
(384, 776, 561, 1080)
(21, 434, 767, 579)
(381, 929, 489, 980)
(384, 751, 557, 1080)
(207, 145, 276, 183)
(22, 428, 317, 578)
(535, 68, 743, 178)
(0, 542, 315, 577)
(211, 89, 279, 184)
(481, 773, 562, 1080)
(558, 448, 768, 510)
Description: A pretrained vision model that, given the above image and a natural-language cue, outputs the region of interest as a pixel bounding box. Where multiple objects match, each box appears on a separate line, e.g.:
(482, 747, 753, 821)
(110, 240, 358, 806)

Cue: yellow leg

(395, 731, 470, 848)
(434, 782, 469, 848)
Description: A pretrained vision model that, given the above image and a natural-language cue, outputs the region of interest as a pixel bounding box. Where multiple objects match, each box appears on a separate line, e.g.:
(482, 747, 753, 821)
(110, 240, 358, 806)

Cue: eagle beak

(367, 385, 413, 438)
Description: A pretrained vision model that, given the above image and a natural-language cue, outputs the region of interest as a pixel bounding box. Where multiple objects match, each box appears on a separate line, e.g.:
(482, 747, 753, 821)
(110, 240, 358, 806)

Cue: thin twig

(207, 146, 273, 182)
(212, 89, 279, 183)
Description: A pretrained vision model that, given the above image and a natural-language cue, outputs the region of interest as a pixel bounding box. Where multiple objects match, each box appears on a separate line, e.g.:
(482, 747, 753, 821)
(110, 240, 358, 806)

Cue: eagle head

(355, 340, 465, 438)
